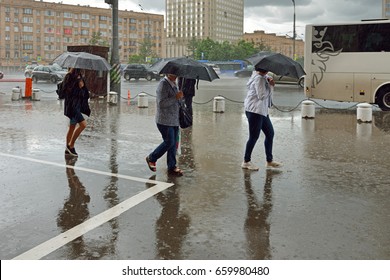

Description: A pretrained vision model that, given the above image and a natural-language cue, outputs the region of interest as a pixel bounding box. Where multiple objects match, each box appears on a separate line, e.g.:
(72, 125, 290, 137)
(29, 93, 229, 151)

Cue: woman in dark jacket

(63, 68, 90, 157)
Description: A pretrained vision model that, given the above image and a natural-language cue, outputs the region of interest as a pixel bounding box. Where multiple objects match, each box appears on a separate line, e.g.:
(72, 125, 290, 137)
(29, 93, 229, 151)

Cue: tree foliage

(127, 38, 158, 64)
(89, 32, 109, 47)
(127, 54, 145, 64)
(188, 38, 271, 61)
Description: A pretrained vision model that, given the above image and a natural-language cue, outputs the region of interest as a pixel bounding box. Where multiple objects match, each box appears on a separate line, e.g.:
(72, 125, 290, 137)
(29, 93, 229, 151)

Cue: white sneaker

(266, 161, 282, 168)
(241, 161, 259, 171)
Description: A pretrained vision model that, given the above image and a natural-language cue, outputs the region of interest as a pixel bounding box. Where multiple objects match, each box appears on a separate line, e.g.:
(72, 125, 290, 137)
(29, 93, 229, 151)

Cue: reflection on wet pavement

(244, 170, 276, 260)
(147, 176, 190, 260)
(1, 78, 390, 260)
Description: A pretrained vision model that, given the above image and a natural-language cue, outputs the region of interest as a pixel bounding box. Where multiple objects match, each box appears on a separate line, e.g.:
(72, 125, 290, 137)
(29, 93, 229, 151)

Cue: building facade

(0, 0, 164, 68)
(165, 0, 244, 57)
(243, 30, 304, 59)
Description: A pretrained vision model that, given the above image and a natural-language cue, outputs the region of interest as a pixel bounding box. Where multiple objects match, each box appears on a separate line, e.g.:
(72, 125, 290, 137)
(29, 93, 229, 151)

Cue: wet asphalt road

(0, 75, 390, 260)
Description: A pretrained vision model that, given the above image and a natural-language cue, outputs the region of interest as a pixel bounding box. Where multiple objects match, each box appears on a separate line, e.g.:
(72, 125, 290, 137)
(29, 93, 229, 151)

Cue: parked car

(270, 72, 305, 88)
(234, 65, 305, 88)
(25, 64, 39, 78)
(31, 65, 68, 83)
(233, 65, 254, 78)
(0, 71, 3, 79)
(206, 63, 221, 75)
(123, 64, 163, 81)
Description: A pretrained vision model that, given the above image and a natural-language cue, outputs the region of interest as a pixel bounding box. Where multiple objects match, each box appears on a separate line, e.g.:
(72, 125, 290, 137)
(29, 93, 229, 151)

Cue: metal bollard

(213, 96, 225, 113)
(11, 87, 22, 101)
(301, 100, 315, 119)
(356, 103, 372, 123)
(137, 93, 148, 108)
(32, 89, 41, 101)
(108, 91, 118, 105)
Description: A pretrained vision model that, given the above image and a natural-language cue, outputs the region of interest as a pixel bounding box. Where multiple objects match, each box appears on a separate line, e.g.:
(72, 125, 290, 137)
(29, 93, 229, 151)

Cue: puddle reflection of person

(57, 157, 90, 256)
(244, 170, 279, 259)
(146, 175, 190, 259)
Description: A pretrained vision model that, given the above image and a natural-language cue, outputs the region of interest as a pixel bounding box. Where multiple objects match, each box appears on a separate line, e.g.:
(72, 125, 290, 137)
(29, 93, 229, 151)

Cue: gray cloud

(244, 0, 382, 34)
(54, 0, 384, 35)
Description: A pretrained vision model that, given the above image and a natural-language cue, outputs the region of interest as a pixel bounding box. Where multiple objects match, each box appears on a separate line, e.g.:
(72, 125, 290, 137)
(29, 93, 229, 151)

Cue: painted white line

(13, 182, 173, 260)
(0, 152, 174, 260)
(0, 152, 164, 185)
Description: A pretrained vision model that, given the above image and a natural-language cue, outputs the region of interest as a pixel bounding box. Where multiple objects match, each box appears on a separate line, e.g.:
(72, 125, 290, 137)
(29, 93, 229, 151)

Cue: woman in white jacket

(242, 67, 282, 171)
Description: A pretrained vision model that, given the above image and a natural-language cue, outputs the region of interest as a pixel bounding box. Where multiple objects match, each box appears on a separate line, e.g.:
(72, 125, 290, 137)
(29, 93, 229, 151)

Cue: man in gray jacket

(146, 73, 184, 176)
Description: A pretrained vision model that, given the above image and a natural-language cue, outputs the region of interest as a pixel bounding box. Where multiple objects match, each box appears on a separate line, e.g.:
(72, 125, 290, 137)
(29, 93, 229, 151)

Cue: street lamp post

(105, 0, 121, 99)
(292, 0, 296, 60)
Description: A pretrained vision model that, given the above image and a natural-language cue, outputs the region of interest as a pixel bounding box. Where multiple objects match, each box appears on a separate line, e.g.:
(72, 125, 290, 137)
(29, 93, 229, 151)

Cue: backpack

(56, 81, 65, 99)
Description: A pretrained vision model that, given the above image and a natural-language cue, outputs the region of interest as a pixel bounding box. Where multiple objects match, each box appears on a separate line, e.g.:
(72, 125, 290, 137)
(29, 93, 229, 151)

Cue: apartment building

(0, 0, 164, 68)
(243, 30, 304, 59)
(165, 0, 244, 57)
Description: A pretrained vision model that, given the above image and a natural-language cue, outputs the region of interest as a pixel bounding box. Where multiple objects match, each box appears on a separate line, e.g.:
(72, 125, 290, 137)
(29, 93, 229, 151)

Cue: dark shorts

(69, 111, 85, 125)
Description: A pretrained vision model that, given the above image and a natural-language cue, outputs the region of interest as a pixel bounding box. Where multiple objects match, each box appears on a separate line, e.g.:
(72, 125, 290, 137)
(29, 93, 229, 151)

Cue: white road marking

(0, 152, 173, 260)
(0, 152, 164, 184)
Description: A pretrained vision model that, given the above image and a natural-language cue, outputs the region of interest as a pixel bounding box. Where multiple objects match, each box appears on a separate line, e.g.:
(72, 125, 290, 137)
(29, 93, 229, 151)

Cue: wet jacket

(155, 77, 179, 127)
(244, 71, 273, 117)
(63, 74, 91, 119)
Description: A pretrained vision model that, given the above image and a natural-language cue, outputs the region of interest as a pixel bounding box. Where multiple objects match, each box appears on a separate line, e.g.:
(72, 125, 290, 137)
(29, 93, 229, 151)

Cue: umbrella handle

(179, 77, 185, 90)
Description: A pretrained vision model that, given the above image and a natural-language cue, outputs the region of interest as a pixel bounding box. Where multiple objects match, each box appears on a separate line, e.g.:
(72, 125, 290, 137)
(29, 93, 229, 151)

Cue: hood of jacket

(246, 71, 259, 89)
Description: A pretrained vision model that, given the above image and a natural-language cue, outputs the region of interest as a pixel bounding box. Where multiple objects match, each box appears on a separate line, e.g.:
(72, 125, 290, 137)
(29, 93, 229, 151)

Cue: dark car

(270, 72, 305, 88)
(234, 65, 254, 78)
(123, 64, 163, 81)
(25, 64, 39, 78)
(31, 65, 68, 83)
(234, 65, 304, 88)
(0, 71, 3, 79)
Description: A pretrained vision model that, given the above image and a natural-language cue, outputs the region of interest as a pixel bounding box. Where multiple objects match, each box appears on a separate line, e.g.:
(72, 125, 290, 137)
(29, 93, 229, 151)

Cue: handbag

(178, 100, 192, 129)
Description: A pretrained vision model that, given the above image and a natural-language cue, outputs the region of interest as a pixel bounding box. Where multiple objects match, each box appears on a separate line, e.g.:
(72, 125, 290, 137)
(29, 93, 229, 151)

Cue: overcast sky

(47, 0, 383, 40)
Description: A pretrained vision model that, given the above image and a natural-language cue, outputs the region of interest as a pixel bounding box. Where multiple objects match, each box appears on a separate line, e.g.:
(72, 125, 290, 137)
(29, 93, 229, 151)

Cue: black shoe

(67, 145, 78, 157)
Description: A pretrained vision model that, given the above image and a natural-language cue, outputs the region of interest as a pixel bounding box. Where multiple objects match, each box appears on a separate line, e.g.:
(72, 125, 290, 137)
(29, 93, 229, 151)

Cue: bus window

(305, 20, 390, 111)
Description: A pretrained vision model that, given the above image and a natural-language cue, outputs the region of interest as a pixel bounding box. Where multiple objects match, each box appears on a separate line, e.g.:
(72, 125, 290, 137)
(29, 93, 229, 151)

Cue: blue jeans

(149, 124, 179, 170)
(244, 111, 274, 163)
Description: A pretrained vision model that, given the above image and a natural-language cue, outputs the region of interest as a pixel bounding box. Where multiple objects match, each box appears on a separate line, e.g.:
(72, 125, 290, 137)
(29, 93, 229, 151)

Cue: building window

(23, 44, 33, 50)
(23, 26, 33, 32)
(45, 10, 55, 16)
(23, 8, 33, 15)
(81, 14, 90, 20)
(64, 12, 73, 18)
(64, 20, 73, 27)
(22, 17, 33, 23)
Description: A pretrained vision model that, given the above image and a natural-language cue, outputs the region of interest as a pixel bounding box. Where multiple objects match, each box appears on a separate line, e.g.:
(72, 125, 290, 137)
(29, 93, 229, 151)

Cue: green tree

(127, 55, 144, 64)
(139, 37, 156, 63)
(190, 38, 271, 61)
(89, 32, 109, 47)
(186, 37, 199, 58)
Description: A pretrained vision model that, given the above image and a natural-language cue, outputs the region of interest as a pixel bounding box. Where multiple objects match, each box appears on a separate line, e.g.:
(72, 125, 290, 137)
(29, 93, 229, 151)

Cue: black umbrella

(149, 57, 219, 82)
(246, 51, 305, 79)
(53, 51, 111, 71)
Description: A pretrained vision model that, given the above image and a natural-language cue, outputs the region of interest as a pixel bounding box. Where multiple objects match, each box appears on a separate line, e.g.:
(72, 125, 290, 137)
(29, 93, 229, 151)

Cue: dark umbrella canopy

(149, 57, 219, 81)
(246, 51, 305, 79)
(53, 52, 111, 71)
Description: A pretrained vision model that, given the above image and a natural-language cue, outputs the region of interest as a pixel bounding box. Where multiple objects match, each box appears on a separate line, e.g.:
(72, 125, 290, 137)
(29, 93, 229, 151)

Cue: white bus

(304, 20, 390, 110)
